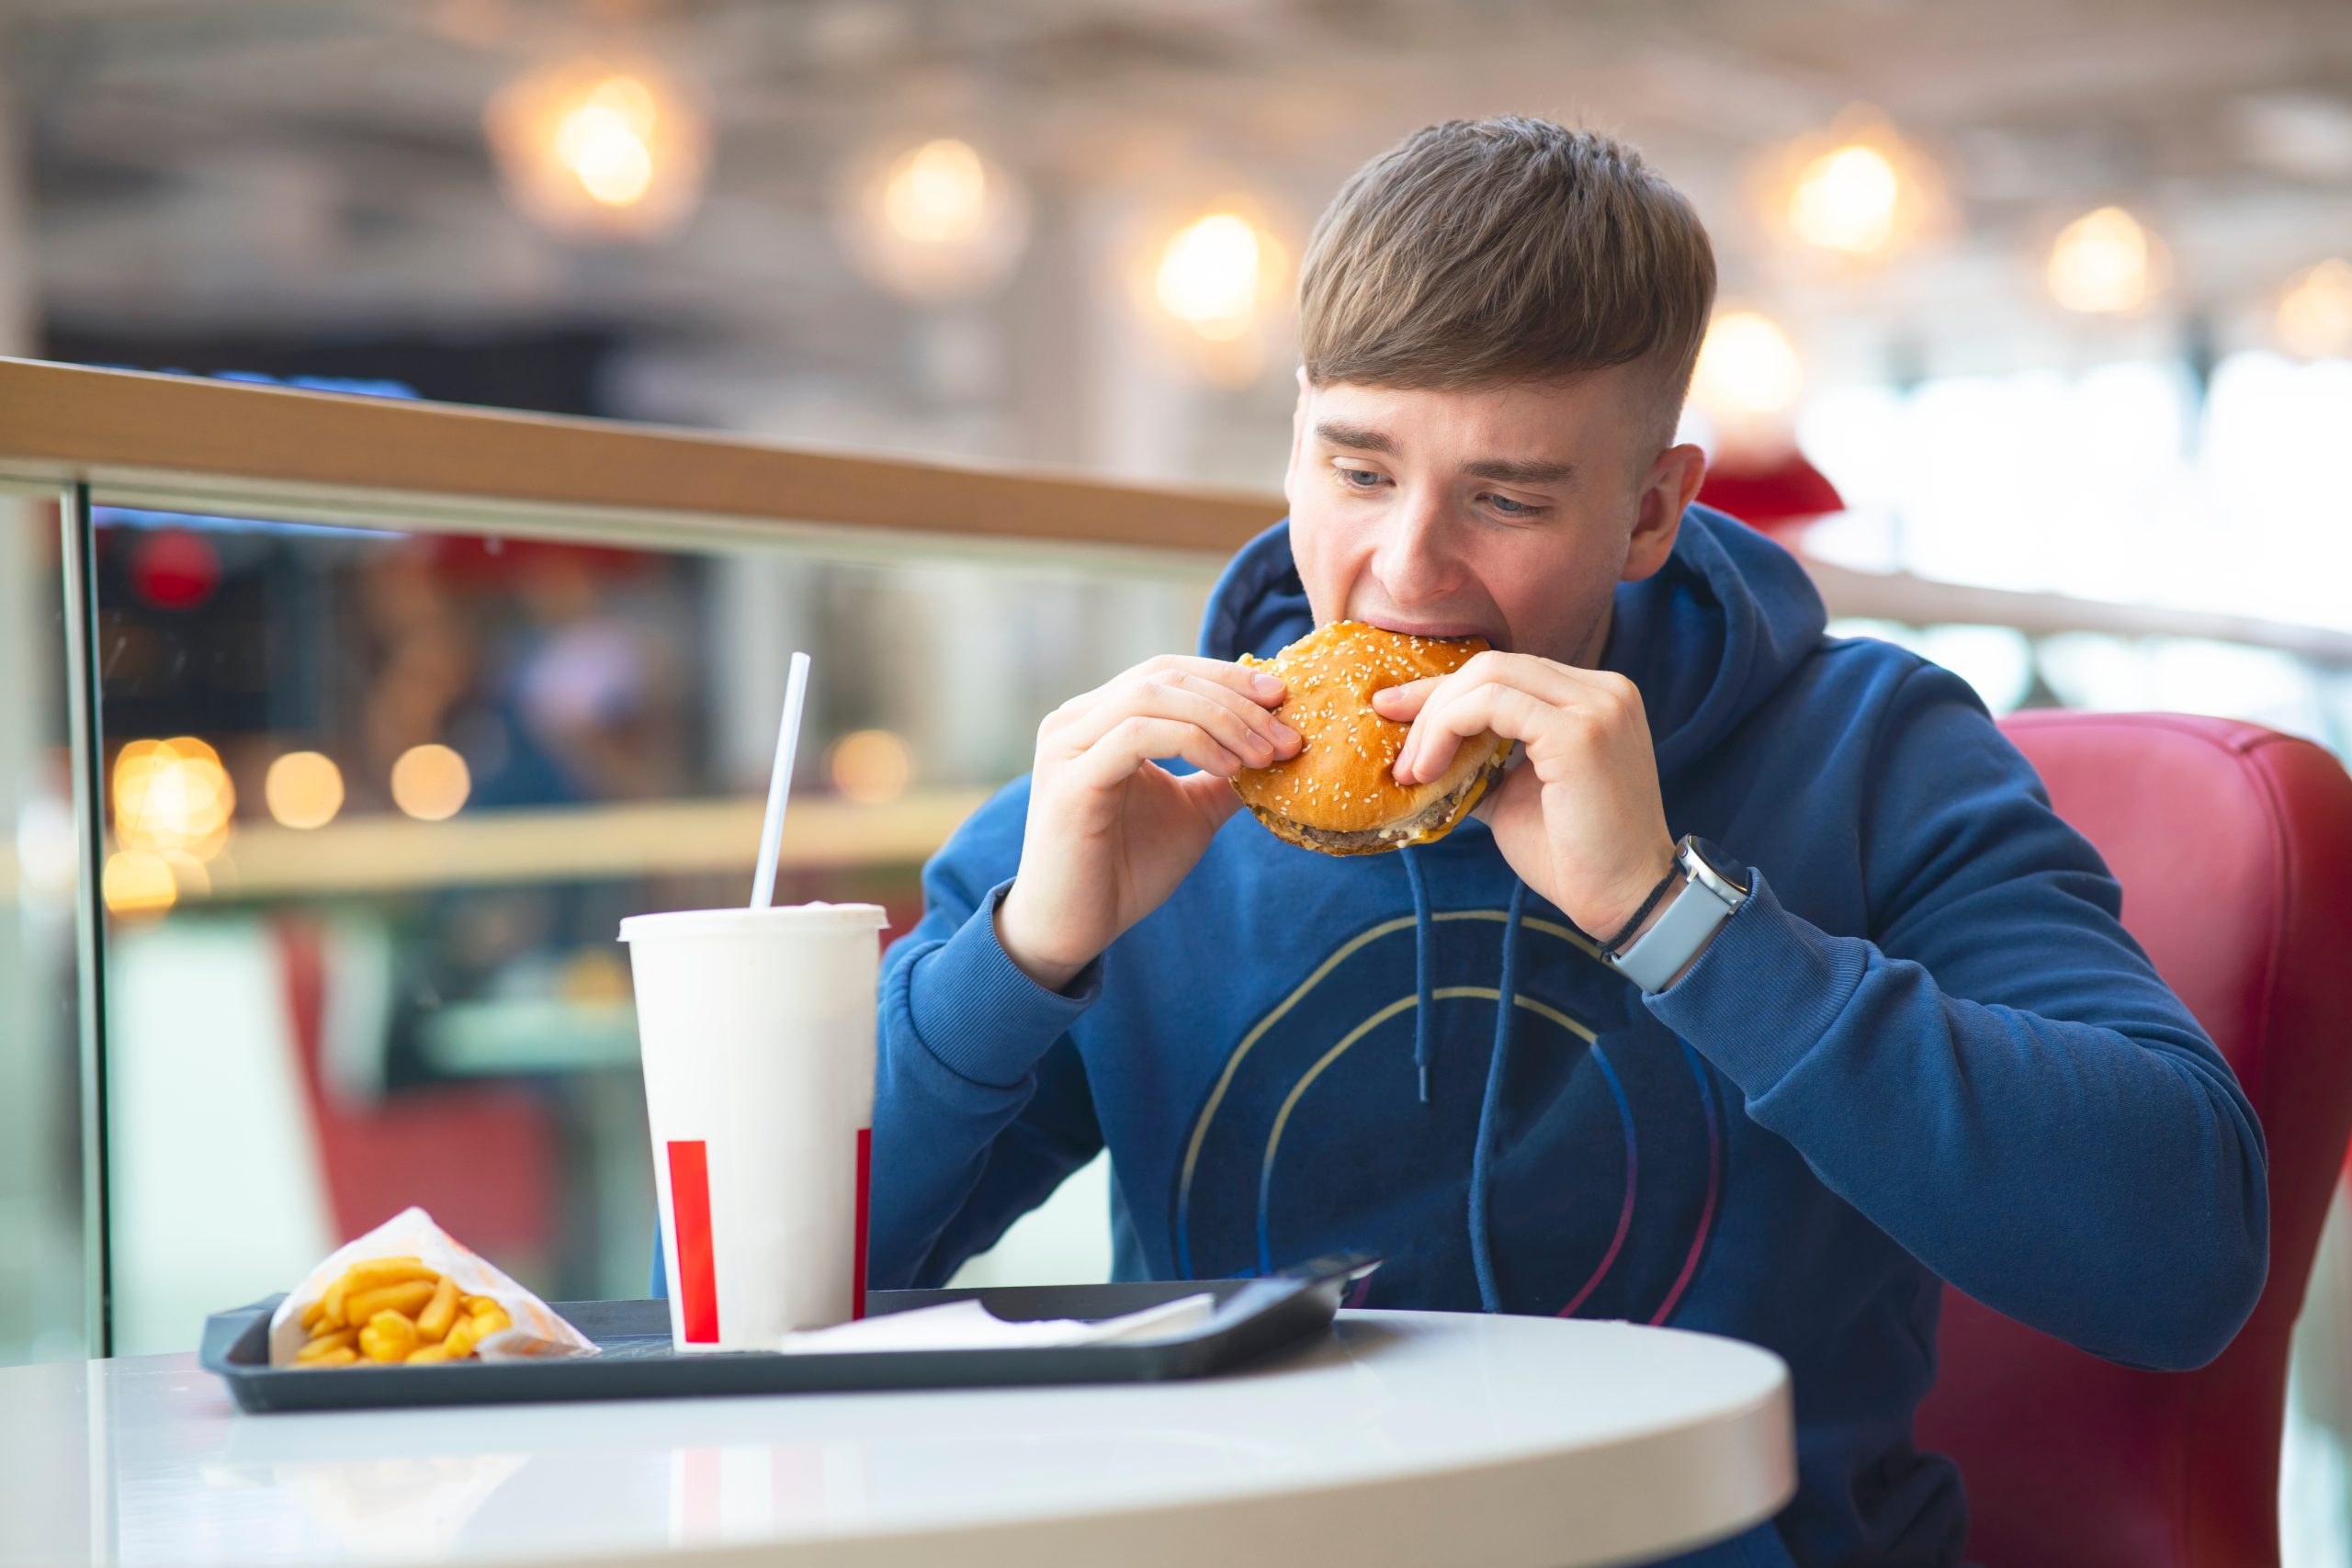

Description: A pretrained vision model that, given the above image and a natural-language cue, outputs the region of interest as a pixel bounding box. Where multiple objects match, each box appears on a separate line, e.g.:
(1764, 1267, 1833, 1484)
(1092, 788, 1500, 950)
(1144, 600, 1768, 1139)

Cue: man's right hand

(995, 655, 1301, 990)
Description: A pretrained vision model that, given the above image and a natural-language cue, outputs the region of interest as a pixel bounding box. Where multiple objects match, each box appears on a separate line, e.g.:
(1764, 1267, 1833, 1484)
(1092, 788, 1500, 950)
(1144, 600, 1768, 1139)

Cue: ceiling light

(1691, 311, 1804, 420)
(1761, 107, 1946, 264)
(2277, 258, 2352, 358)
(1155, 212, 1280, 343)
(838, 135, 1030, 301)
(2047, 207, 2164, 314)
(486, 60, 708, 242)
(1790, 145, 1901, 254)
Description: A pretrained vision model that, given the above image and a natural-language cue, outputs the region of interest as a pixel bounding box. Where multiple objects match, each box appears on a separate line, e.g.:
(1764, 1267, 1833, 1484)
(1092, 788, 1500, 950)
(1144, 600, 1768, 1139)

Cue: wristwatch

(1605, 836, 1750, 993)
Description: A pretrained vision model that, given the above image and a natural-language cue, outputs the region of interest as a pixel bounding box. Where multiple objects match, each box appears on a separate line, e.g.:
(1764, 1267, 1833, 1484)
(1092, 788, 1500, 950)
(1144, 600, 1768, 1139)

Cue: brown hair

(1300, 117, 1716, 450)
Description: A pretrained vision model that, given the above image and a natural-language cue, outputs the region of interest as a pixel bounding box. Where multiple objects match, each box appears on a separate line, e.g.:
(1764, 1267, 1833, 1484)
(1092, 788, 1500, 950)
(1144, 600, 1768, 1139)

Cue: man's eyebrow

(1463, 457, 1577, 486)
(1313, 420, 1396, 454)
(1315, 421, 1575, 486)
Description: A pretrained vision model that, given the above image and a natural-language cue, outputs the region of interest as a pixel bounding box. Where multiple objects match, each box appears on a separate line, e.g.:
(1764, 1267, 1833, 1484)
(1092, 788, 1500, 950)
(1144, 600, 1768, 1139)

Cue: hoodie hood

(1198, 502, 1828, 781)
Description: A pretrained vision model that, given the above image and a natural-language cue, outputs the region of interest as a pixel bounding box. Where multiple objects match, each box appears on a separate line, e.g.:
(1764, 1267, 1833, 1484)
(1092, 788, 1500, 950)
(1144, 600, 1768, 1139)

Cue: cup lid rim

(619, 903, 889, 941)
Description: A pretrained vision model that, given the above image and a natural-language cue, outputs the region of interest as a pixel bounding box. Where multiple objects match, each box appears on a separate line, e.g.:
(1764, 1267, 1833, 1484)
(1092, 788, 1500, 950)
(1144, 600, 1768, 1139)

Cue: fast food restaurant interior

(3, 0, 2352, 1562)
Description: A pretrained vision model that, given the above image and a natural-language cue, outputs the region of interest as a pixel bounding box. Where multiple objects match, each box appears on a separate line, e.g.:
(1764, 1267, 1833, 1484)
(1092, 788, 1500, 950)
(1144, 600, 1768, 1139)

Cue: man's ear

(1282, 366, 1310, 512)
(1623, 441, 1707, 582)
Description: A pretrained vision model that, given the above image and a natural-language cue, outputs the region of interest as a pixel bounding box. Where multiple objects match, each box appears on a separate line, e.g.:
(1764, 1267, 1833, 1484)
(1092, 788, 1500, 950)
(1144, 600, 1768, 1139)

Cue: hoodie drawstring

(1468, 879, 1528, 1314)
(1399, 847, 1437, 1105)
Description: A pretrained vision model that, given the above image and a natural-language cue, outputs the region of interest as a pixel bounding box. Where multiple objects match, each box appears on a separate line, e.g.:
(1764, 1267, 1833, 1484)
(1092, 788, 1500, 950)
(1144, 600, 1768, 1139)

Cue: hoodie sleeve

(870, 782, 1109, 1290)
(1646, 663, 2270, 1371)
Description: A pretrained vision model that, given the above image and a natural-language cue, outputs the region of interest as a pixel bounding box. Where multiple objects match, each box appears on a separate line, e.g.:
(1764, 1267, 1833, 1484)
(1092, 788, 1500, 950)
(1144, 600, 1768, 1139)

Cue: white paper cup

(620, 903, 888, 1353)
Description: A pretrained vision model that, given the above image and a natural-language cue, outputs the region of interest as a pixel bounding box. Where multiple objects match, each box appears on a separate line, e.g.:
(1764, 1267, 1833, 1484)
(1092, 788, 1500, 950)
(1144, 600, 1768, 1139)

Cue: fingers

(1396, 682, 1552, 784)
(1046, 658, 1298, 771)
(1164, 667, 1300, 758)
(1370, 677, 1439, 721)
(1069, 715, 1255, 791)
(1085, 680, 1294, 769)
(1394, 654, 1641, 784)
(1140, 654, 1289, 708)
(1057, 655, 1284, 723)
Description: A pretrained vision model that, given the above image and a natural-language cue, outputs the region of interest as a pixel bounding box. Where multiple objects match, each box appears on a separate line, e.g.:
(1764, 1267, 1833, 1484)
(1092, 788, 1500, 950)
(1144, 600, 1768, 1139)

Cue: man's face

(1283, 368, 1705, 667)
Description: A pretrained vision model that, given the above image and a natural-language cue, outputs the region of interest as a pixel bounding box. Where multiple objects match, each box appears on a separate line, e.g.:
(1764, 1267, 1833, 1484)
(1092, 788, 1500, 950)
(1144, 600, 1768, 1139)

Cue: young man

(869, 118, 2267, 1567)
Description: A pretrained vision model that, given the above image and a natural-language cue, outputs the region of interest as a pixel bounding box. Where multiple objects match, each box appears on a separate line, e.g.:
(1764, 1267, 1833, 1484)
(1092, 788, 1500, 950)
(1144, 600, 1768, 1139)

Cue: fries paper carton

(268, 1206, 598, 1367)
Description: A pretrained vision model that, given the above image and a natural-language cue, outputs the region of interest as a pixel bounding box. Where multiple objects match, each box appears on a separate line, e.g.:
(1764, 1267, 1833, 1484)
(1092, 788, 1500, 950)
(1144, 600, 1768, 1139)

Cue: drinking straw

(751, 651, 811, 908)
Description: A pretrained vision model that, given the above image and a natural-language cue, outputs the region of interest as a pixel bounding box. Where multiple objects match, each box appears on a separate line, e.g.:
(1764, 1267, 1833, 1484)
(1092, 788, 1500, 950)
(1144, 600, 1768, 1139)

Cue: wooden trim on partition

(8, 357, 2350, 665)
(0, 357, 1283, 555)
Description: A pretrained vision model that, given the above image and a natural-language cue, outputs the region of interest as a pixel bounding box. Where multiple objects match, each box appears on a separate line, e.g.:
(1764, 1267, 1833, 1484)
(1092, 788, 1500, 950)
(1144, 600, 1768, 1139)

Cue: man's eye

(1481, 492, 1543, 518)
(1336, 467, 1386, 490)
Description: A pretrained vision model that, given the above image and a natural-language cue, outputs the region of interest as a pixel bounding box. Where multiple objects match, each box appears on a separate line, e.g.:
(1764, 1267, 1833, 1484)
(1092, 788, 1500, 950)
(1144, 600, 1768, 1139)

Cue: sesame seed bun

(1231, 621, 1513, 857)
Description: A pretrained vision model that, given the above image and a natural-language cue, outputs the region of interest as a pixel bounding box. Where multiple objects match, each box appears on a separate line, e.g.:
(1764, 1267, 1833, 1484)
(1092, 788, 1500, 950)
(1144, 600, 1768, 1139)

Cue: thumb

(1175, 767, 1246, 829)
(1471, 756, 1540, 839)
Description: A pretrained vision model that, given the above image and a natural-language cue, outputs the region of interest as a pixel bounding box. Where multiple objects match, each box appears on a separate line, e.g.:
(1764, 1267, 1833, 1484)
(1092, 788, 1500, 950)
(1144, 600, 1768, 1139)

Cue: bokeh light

(102, 850, 176, 917)
(838, 134, 1030, 301)
(828, 728, 913, 805)
(1154, 212, 1279, 343)
(1753, 107, 1946, 267)
(390, 744, 471, 821)
(554, 78, 658, 208)
(1691, 311, 1805, 420)
(1789, 144, 1901, 255)
(112, 737, 234, 861)
(883, 140, 989, 245)
(2277, 258, 2352, 358)
(2047, 207, 2163, 314)
(264, 750, 346, 830)
(485, 60, 708, 242)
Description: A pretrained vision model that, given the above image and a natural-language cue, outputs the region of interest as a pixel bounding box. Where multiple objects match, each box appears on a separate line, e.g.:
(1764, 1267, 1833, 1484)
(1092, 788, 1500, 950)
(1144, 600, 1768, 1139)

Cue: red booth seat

(1917, 713, 2352, 1567)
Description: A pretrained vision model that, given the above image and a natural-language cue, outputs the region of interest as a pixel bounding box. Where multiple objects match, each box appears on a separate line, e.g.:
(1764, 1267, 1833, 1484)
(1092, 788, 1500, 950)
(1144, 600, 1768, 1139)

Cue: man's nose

(1371, 493, 1459, 605)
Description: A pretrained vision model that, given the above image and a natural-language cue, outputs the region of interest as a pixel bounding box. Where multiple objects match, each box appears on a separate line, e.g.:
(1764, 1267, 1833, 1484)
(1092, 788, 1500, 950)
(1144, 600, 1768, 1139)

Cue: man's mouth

(1358, 614, 1503, 647)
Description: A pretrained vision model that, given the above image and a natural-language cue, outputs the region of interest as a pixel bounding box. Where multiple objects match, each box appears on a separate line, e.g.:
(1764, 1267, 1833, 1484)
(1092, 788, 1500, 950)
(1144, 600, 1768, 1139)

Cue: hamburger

(1231, 621, 1514, 856)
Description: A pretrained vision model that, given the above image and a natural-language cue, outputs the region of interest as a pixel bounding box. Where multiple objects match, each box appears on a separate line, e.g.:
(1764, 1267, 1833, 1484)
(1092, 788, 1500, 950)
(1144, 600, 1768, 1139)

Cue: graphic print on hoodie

(854, 503, 2269, 1568)
(1169, 895, 1727, 1327)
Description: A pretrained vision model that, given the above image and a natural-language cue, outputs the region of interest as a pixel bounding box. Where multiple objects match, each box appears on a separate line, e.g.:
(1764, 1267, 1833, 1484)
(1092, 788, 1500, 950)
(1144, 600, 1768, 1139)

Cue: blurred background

(0, 0, 2348, 1551)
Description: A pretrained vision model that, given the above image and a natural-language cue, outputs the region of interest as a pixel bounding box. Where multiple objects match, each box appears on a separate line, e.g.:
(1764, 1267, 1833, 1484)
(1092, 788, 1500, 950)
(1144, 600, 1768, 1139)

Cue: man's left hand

(1373, 652, 1677, 942)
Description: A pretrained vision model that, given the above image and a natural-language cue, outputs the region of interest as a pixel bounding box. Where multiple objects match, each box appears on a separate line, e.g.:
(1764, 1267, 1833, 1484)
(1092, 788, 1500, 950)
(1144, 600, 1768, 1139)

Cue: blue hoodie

(865, 505, 2269, 1567)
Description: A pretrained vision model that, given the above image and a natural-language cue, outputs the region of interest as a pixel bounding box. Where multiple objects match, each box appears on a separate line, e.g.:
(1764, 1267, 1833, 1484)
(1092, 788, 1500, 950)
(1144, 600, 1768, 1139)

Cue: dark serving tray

(199, 1251, 1381, 1414)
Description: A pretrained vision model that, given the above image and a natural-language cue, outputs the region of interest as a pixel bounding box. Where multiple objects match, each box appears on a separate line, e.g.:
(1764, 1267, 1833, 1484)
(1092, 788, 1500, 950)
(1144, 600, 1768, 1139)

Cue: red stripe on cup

(853, 1127, 872, 1321)
(668, 1140, 719, 1344)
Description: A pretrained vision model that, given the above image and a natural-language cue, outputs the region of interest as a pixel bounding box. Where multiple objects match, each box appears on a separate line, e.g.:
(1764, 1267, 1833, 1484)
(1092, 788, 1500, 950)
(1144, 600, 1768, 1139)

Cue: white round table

(0, 1311, 1794, 1568)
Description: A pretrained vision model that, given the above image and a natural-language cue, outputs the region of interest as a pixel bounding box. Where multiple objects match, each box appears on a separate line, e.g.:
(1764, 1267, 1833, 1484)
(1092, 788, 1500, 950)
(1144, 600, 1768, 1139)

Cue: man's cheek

(1286, 520, 1346, 626)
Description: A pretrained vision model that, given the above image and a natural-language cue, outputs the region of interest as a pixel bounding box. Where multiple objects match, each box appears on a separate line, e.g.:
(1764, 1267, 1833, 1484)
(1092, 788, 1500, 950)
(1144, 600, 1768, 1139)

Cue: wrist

(1589, 841, 1683, 952)
(993, 883, 1093, 994)
(1626, 877, 1688, 949)
(1606, 837, 1753, 993)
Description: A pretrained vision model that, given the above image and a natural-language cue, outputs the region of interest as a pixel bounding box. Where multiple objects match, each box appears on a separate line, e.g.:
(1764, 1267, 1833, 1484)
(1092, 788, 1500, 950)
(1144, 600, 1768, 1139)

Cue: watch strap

(1609, 840, 1747, 992)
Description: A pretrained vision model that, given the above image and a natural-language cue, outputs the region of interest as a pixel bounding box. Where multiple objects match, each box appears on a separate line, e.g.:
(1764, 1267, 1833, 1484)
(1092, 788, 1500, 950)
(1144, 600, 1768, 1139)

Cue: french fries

(290, 1257, 518, 1368)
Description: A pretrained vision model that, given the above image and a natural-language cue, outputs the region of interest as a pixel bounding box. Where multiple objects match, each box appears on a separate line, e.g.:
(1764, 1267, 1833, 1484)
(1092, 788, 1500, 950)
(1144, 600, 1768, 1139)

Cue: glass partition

(84, 495, 1216, 1353)
(0, 488, 88, 1367)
